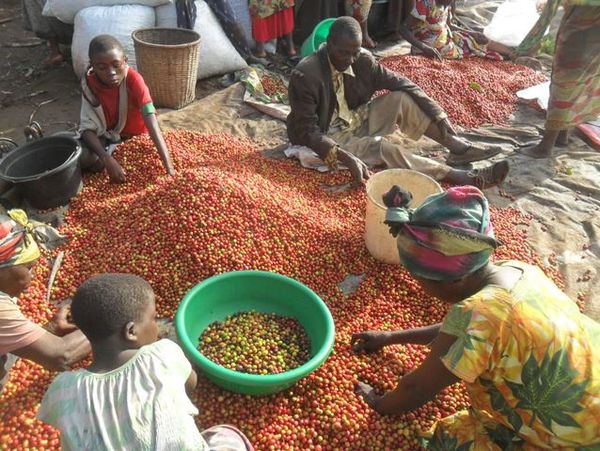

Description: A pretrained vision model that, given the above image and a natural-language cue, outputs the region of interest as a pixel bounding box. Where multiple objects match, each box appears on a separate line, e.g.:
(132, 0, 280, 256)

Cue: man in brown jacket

(287, 17, 509, 188)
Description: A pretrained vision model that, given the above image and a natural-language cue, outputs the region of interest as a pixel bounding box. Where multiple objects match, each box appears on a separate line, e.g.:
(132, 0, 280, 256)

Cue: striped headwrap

(0, 210, 64, 270)
(384, 185, 500, 281)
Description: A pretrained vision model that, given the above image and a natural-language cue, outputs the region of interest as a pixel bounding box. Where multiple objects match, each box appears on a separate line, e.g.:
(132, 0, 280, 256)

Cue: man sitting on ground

(287, 16, 509, 188)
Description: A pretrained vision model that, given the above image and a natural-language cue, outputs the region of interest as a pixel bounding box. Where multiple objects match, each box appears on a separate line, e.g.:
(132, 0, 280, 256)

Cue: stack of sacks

(44, 0, 248, 80)
(43, 0, 172, 78)
(42, 0, 171, 23)
(70, 5, 157, 78)
(155, 1, 247, 80)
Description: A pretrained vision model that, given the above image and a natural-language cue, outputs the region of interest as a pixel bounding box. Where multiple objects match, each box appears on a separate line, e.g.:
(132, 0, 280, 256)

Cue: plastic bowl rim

(175, 270, 335, 388)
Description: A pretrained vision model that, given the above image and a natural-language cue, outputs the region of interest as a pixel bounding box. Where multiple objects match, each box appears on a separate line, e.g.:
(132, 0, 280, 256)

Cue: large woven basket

(132, 28, 201, 110)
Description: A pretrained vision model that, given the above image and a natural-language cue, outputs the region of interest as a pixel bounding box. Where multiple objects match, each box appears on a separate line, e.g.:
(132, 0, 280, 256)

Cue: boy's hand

(104, 155, 126, 183)
(351, 331, 390, 353)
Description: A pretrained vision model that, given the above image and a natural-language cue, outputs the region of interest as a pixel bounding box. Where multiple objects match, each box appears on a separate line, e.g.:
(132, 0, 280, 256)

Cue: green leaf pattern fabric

(423, 261, 600, 450)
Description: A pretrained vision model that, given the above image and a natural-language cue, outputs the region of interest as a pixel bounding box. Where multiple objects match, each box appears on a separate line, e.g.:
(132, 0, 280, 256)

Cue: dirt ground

(0, 0, 223, 144)
(0, 1, 77, 142)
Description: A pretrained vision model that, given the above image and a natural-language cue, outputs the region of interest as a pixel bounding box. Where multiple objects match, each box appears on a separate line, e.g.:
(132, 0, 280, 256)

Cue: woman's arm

(13, 330, 91, 372)
(143, 113, 175, 176)
(399, 0, 443, 59)
(352, 323, 442, 352)
(355, 332, 459, 415)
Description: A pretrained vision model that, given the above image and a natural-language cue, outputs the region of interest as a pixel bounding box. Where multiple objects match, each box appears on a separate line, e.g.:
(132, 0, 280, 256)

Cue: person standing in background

(22, 0, 73, 66)
(250, 0, 296, 57)
(520, 0, 600, 157)
(345, 0, 377, 48)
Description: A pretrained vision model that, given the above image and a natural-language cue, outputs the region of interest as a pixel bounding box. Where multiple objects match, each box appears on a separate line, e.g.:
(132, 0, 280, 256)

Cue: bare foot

(519, 143, 552, 159)
(386, 32, 403, 41)
(281, 35, 297, 57)
(254, 42, 267, 59)
(556, 129, 570, 147)
(42, 53, 64, 66)
(362, 34, 377, 49)
(246, 54, 269, 66)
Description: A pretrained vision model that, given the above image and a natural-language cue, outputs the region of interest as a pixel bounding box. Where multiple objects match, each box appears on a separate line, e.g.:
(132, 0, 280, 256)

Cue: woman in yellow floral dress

(352, 185, 600, 450)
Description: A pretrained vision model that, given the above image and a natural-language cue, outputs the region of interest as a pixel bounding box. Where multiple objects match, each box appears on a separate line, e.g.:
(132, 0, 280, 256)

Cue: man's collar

(324, 44, 355, 78)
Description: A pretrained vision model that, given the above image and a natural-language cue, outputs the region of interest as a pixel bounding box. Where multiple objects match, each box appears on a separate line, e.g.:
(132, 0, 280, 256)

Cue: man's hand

(355, 381, 380, 408)
(437, 117, 458, 142)
(104, 155, 126, 184)
(421, 45, 443, 61)
(352, 331, 391, 353)
(337, 149, 370, 188)
(49, 304, 78, 337)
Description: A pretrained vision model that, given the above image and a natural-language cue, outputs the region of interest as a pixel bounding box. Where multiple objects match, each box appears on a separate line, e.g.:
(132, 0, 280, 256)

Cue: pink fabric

(0, 292, 45, 355)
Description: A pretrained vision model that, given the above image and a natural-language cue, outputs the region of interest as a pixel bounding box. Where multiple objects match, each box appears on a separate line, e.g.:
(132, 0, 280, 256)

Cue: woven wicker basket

(132, 28, 201, 110)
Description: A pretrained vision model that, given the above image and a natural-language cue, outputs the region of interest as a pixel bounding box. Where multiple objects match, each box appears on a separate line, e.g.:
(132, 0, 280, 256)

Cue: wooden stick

(46, 251, 64, 303)
(2, 40, 44, 48)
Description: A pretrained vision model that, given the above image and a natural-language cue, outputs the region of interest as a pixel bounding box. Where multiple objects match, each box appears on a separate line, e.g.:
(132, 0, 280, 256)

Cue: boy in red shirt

(79, 35, 175, 183)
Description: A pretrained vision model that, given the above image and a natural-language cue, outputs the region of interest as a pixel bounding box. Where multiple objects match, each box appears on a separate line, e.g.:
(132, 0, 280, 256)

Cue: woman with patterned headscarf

(352, 186, 600, 449)
(0, 210, 89, 390)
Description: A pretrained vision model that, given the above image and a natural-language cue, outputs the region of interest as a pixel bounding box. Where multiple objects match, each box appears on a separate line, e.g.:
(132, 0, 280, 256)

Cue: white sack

(484, 0, 542, 47)
(43, 0, 171, 24)
(517, 81, 550, 110)
(71, 5, 156, 79)
(155, 1, 247, 79)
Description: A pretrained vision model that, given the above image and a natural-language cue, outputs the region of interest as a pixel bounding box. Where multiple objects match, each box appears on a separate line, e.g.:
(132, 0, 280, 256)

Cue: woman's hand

(421, 45, 443, 61)
(471, 31, 489, 45)
(104, 155, 126, 184)
(0, 355, 7, 381)
(49, 304, 78, 337)
(355, 382, 380, 408)
(351, 331, 391, 353)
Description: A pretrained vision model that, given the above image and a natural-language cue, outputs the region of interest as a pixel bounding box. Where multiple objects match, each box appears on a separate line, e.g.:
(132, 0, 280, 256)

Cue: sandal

(446, 145, 502, 166)
(467, 160, 509, 189)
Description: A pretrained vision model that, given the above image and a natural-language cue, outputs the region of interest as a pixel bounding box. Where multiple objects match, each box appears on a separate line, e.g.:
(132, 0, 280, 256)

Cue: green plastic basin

(175, 270, 335, 395)
(300, 18, 336, 58)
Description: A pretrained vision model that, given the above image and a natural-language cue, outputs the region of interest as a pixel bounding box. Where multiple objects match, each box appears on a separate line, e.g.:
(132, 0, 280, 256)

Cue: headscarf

(384, 185, 500, 281)
(0, 210, 65, 270)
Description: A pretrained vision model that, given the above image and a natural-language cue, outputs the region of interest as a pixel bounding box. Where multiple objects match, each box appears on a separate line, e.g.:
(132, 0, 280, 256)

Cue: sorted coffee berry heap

(260, 75, 287, 98)
(199, 311, 311, 374)
(380, 55, 547, 128)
